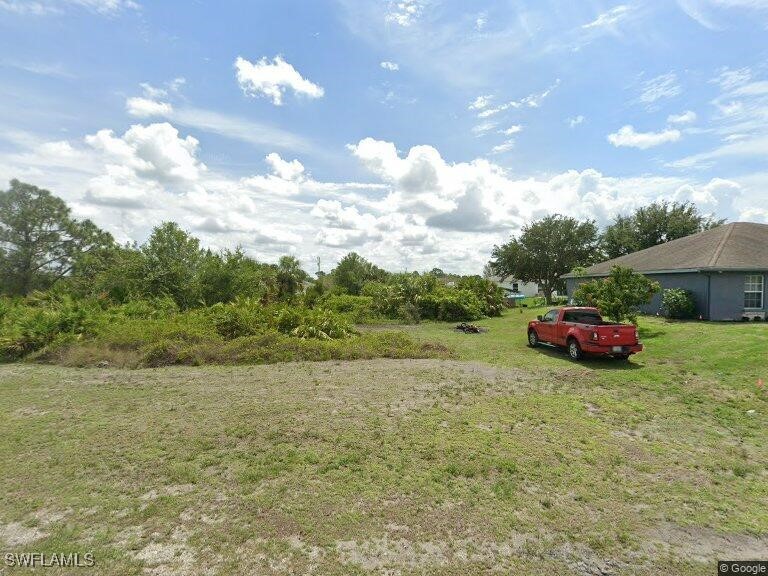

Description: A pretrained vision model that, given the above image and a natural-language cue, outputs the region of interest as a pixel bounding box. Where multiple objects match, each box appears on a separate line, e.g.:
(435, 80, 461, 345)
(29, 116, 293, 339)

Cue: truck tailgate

(595, 325, 637, 346)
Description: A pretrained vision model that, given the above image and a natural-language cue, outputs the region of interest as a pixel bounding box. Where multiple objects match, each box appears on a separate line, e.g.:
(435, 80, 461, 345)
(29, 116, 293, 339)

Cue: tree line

(0, 180, 503, 323)
(489, 203, 723, 303)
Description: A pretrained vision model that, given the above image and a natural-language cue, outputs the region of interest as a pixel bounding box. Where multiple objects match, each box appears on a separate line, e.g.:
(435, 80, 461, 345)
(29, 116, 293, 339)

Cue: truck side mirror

(537, 315, 543, 321)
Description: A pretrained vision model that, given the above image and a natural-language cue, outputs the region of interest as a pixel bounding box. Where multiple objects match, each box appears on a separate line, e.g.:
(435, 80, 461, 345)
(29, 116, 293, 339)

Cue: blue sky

(1, 0, 767, 273)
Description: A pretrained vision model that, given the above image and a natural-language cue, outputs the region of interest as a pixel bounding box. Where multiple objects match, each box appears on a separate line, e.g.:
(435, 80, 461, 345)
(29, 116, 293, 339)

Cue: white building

(486, 276, 542, 298)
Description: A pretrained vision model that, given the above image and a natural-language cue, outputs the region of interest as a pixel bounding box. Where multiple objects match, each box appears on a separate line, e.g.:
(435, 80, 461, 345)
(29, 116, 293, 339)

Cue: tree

(572, 266, 660, 324)
(602, 201, 724, 258)
(275, 255, 309, 301)
(197, 248, 277, 305)
(330, 252, 388, 295)
(489, 215, 600, 304)
(0, 179, 114, 295)
(69, 242, 146, 302)
(141, 222, 202, 308)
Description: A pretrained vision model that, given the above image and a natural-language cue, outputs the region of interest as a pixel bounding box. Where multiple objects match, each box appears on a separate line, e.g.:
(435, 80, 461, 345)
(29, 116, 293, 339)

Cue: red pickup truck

(527, 307, 643, 361)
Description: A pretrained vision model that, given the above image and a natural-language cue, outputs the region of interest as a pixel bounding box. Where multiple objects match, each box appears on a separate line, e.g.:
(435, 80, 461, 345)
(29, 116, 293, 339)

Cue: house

(562, 222, 768, 321)
(487, 276, 543, 298)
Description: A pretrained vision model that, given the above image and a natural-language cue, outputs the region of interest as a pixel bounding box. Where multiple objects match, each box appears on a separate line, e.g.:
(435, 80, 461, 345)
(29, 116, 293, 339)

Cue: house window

(744, 274, 764, 309)
(512, 282, 519, 292)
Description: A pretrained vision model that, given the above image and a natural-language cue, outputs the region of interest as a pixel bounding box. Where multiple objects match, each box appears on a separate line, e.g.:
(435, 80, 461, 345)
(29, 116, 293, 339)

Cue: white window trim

(744, 274, 764, 310)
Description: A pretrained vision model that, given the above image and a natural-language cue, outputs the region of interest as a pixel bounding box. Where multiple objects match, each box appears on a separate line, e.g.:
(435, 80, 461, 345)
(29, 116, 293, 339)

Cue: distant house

(487, 276, 542, 298)
(563, 222, 768, 321)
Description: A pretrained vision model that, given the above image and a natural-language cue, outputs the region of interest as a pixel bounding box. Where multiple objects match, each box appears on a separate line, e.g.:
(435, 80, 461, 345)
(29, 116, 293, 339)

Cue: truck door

(538, 309, 559, 342)
(556, 310, 574, 346)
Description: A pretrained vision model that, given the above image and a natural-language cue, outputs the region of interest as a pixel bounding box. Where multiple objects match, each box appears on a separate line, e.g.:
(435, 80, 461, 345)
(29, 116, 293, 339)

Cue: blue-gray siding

(565, 271, 767, 321)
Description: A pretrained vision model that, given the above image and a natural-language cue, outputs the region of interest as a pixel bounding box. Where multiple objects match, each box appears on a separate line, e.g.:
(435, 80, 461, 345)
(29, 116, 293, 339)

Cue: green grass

(1, 309, 767, 574)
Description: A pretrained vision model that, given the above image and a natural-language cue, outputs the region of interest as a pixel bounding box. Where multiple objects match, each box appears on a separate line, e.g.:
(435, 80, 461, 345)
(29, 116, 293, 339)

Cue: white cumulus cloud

(468, 95, 493, 110)
(607, 125, 682, 149)
(0, 127, 749, 274)
(265, 152, 305, 181)
(385, 0, 425, 26)
(126, 96, 173, 118)
(234, 55, 324, 106)
(380, 61, 399, 71)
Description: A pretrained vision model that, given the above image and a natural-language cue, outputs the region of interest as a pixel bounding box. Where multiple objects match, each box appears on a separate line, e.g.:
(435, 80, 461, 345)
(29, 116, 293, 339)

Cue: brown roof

(563, 222, 768, 277)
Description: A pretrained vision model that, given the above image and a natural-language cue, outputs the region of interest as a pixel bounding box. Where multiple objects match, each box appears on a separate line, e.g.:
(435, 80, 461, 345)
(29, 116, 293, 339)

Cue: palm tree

(276, 256, 309, 301)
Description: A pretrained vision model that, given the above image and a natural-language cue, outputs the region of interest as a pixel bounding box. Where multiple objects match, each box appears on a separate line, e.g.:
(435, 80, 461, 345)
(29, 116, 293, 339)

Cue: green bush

(318, 294, 378, 323)
(573, 266, 660, 324)
(204, 298, 266, 339)
(436, 289, 483, 321)
(272, 307, 303, 334)
(0, 295, 104, 360)
(289, 309, 354, 340)
(455, 276, 505, 316)
(661, 288, 697, 319)
(417, 294, 440, 321)
(109, 297, 179, 319)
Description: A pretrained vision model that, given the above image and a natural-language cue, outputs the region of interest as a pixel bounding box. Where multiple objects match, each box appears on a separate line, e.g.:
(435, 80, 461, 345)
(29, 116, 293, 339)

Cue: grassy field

(1, 308, 767, 575)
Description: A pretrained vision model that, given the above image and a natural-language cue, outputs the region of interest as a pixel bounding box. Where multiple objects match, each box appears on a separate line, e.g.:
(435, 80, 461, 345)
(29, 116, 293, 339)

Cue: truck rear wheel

(567, 338, 583, 361)
(528, 330, 539, 347)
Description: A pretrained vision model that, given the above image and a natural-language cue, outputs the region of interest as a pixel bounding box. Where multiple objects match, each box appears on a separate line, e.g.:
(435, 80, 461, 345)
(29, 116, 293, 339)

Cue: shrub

(395, 302, 421, 324)
(436, 290, 483, 321)
(661, 288, 696, 319)
(0, 295, 103, 360)
(361, 281, 400, 318)
(318, 294, 378, 323)
(290, 309, 354, 340)
(417, 294, 440, 321)
(270, 307, 353, 339)
(572, 266, 660, 324)
(272, 307, 303, 334)
(456, 276, 505, 317)
(110, 297, 178, 319)
(204, 298, 266, 338)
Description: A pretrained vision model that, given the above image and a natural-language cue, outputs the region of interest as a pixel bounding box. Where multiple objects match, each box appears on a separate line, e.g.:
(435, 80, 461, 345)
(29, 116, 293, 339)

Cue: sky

(1, 0, 767, 274)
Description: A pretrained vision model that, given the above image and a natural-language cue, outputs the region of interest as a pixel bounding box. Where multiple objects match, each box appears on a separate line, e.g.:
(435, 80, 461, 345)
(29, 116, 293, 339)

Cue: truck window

(543, 310, 558, 322)
(567, 311, 602, 324)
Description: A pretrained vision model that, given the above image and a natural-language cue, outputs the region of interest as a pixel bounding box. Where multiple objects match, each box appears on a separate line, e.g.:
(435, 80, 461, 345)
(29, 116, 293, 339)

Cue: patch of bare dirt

(140, 484, 196, 501)
(548, 542, 623, 576)
(132, 527, 199, 576)
(13, 406, 49, 417)
(29, 507, 70, 526)
(643, 523, 768, 562)
(0, 522, 47, 546)
(0, 508, 71, 547)
(335, 533, 534, 571)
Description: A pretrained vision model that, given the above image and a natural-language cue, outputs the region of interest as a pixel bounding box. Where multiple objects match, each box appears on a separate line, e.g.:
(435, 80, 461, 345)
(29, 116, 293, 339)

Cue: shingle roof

(563, 222, 768, 278)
